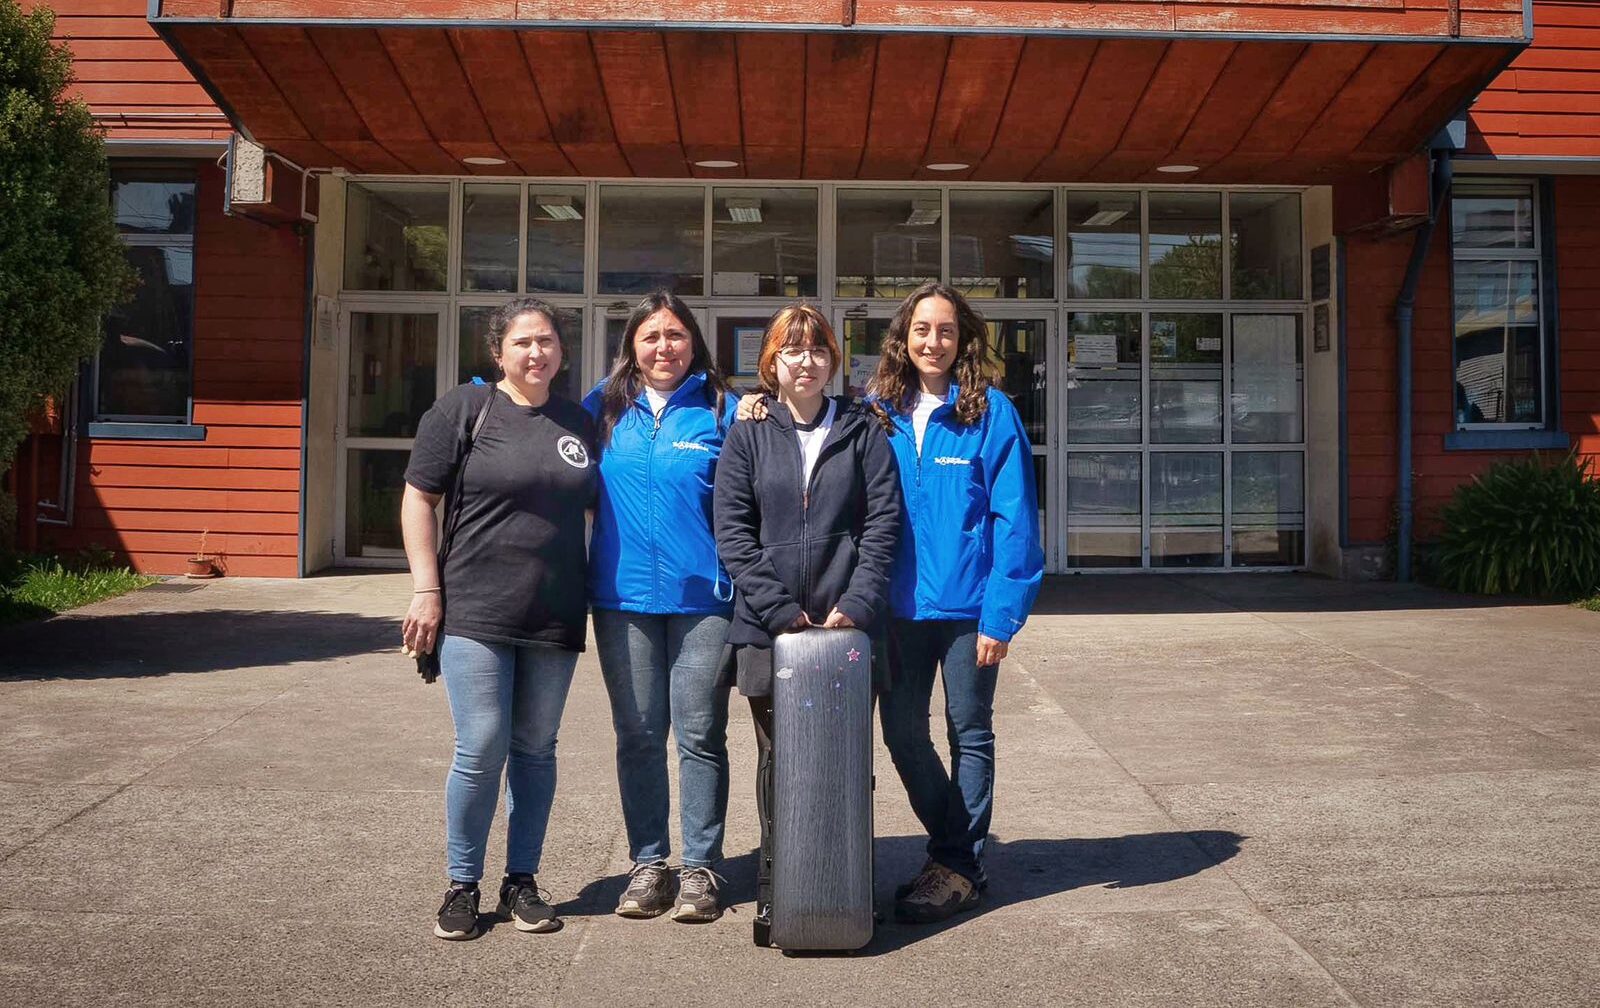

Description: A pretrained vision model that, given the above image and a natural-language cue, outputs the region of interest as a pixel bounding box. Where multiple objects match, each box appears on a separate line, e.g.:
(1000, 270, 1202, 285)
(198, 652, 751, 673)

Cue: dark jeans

(878, 619, 996, 885)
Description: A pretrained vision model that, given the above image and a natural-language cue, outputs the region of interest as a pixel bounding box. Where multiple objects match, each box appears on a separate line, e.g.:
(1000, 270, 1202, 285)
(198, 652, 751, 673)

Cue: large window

(1450, 181, 1546, 428)
(97, 166, 197, 422)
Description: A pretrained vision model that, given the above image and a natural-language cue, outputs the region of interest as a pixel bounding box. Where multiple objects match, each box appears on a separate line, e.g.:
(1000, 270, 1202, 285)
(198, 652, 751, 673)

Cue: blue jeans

(878, 619, 997, 885)
(439, 634, 578, 883)
(593, 609, 732, 868)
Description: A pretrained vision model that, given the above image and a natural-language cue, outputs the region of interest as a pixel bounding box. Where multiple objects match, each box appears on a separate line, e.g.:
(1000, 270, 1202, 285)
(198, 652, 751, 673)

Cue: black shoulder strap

(438, 388, 495, 566)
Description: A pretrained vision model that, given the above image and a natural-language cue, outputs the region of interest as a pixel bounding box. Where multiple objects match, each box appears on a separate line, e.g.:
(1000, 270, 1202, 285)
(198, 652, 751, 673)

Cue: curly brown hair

(866, 282, 997, 426)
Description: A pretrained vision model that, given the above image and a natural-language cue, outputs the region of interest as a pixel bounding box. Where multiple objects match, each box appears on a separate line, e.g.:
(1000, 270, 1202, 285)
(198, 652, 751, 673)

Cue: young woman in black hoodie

(712, 303, 901, 933)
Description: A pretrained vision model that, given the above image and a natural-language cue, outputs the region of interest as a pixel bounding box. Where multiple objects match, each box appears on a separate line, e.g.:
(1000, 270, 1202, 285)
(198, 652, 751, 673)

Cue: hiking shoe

(894, 863, 978, 924)
(496, 875, 561, 933)
(615, 860, 674, 918)
(434, 883, 482, 941)
(670, 866, 723, 923)
(895, 859, 938, 900)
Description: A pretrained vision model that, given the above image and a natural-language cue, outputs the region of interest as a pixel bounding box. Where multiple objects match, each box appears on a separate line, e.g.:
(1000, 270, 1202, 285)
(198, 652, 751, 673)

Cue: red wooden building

(11, 0, 1598, 579)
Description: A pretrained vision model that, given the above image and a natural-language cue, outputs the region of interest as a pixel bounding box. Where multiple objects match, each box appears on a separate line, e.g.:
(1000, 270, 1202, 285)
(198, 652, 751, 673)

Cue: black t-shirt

(404, 383, 597, 651)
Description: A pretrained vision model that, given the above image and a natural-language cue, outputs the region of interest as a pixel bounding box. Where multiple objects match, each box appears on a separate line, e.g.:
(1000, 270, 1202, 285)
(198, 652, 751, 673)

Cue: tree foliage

(0, 0, 131, 479)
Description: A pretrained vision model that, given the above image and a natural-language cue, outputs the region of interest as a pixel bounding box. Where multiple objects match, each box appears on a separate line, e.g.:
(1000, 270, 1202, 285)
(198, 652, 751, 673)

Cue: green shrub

(1433, 452, 1600, 600)
(0, 550, 155, 625)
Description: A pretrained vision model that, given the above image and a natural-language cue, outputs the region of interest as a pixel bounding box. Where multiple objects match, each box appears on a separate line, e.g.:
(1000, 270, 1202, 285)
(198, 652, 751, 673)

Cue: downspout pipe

(1394, 151, 1454, 582)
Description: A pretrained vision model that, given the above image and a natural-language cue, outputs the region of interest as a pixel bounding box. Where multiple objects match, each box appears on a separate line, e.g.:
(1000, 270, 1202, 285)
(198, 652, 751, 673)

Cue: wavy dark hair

(484, 296, 565, 364)
(867, 282, 997, 426)
(596, 291, 730, 447)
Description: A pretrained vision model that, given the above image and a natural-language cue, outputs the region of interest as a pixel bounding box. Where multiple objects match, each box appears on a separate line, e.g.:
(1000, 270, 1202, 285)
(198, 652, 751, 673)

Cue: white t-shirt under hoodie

(912, 392, 943, 456)
(794, 399, 836, 488)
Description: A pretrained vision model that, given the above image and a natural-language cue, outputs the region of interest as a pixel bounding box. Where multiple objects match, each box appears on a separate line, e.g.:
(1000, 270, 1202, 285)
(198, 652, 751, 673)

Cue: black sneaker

(434, 883, 482, 941)
(496, 875, 561, 933)
(670, 866, 723, 923)
(615, 860, 674, 918)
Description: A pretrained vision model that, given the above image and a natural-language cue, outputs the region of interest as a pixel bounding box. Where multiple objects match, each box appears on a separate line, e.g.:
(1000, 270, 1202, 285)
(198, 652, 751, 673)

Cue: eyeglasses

(776, 346, 831, 365)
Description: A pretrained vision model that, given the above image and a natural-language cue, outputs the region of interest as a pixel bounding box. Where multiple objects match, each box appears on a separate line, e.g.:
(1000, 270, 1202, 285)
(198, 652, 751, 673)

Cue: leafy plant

(0, 550, 155, 626)
(1432, 452, 1600, 600)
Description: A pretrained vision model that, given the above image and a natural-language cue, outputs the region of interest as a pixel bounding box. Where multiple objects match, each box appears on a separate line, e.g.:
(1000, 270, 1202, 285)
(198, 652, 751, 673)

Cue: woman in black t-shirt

(401, 297, 597, 943)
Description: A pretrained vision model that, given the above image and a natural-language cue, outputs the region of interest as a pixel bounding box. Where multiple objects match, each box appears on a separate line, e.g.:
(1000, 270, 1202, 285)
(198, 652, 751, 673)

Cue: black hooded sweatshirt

(712, 395, 902, 648)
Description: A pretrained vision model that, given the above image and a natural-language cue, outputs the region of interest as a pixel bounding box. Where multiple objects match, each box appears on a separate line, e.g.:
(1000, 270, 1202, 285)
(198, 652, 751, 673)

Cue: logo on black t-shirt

(557, 435, 590, 469)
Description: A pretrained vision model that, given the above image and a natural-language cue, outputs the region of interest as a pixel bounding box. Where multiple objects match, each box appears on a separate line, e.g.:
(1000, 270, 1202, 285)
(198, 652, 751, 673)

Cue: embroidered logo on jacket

(673, 441, 712, 453)
(557, 436, 590, 468)
(933, 456, 972, 466)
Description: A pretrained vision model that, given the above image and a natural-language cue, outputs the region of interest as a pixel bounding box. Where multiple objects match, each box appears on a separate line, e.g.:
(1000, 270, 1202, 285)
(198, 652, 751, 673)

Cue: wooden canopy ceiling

(157, 24, 1522, 183)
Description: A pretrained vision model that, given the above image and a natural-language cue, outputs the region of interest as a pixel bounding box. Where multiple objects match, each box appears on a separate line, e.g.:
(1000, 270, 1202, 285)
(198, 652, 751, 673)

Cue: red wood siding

(1342, 174, 1600, 545)
(27, 0, 229, 143)
(1467, 1, 1600, 158)
(43, 163, 307, 577)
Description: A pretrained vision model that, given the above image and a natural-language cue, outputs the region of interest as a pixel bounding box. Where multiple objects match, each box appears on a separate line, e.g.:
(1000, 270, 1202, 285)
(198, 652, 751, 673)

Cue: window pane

(1453, 260, 1542, 425)
(343, 181, 450, 292)
(950, 190, 1054, 299)
(598, 186, 704, 295)
(526, 186, 586, 294)
(1066, 312, 1141, 444)
(991, 319, 1048, 446)
(1231, 314, 1303, 443)
(712, 188, 818, 297)
(1149, 313, 1223, 443)
(1230, 192, 1301, 300)
(347, 312, 438, 437)
(1150, 451, 1223, 567)
(715, 315, 776, 388)
(460, 184, 520, 293)
(346, 449, 408, 558)
(1066, 191, 1139, 299)
(98, 245, 193, 419)
(842, 317, 892, 399)
(1066, 452, 1141, 568)
(1233, 451, 1304, 566)
(112, 175, 196, 235)
(459, 305, 583, 401)
(1150, 192, 1222, 300)
(1452, 187, 1534, 251)
(836, 188, 940, 298)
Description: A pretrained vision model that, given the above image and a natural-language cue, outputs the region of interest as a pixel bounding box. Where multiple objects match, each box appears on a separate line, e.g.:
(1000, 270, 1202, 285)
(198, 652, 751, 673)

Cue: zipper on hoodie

(646, 398, 663, 611)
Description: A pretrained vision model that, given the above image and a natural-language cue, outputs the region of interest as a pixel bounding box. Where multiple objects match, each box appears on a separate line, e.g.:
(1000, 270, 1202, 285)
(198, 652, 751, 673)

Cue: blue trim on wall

(1445, 430, 1570, 451)
(86, 422, 207, 441)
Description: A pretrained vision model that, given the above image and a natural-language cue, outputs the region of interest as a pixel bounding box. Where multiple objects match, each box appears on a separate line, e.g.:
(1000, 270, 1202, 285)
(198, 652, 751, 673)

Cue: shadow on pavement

(1032, 572, 1552, 617)
(0, 609, 400, 681)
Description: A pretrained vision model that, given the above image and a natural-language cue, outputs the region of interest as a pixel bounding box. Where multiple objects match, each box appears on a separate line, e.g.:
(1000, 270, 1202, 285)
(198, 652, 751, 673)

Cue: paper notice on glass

(735, 326, 764, 375)
(1075, 333, 1118, 365)
(1232, 315, 1300, 415)
(849, 354, 880, 391)
(1196, 336, 1221, 352)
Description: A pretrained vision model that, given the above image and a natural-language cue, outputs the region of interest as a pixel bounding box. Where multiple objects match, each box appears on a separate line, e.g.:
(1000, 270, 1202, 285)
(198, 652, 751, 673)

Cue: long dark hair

(596, 291, 731, 447)
(867, 282, 997, 426)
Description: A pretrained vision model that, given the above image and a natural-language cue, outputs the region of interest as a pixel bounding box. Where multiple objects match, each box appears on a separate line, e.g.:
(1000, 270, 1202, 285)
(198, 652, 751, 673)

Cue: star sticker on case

(846, 648, 861, 663)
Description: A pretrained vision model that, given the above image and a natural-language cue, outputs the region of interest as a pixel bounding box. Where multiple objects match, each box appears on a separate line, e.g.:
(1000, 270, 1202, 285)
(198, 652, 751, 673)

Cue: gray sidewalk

(1, 572, 1597, 1007)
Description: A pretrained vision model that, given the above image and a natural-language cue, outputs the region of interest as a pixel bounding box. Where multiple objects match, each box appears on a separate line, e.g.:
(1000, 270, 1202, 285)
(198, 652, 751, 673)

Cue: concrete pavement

(1, 572, 1597, 1007)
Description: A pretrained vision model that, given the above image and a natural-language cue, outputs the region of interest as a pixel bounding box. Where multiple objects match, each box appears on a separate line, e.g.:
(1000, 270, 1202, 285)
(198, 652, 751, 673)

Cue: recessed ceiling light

(925, 162, 969, 171)
(1157, 164, 1200, 174)
(462, 156, 506, 166)
(695, 159, 739, 169)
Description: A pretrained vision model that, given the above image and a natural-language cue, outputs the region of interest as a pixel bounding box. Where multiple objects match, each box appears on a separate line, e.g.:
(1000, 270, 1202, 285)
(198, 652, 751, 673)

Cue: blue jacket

(582, 372, 739, 614)
(881, 385, 1044, 642)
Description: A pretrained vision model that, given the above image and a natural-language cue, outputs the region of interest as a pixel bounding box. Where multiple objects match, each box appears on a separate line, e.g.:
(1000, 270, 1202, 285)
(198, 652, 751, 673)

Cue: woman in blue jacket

(582, 292, 738, 924)
(870, 282, 1045, 925)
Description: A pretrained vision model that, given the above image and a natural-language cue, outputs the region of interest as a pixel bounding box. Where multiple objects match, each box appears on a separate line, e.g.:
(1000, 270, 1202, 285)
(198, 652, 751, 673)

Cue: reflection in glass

(1150, 451, 1223, 567)
(836, 188, 940, 298)
(1150, 192, 1222, 300)
(112, 175, 196, 235)
(1230, 192, 1302, 300)
(346, 449, 409, 558)
(1066, 453, 1141, 567)
(1453, 260, 1542, 425)
(603, 314, 629, 371)
(1065, 191, 1140, 299)
(1452, 187, 1534, 250)
(1231, 315, 1303, 443)
(712, 188, 818, 297)
(716, 315, 775, 390)
(460, 184, 520, 293)
(346, 312, 438, 437)
(1066, 312, 1141, 444)
(98, 246, 194, 419)
(1149, 313, 1223, 443)
(598, 186, 704, 295)
(459, 305, 582, 400)
(991, 319, 1048, 446)
(1233, 452, 1304, 566)
(842, 317, 892, 399)
(950, 190, 1054, 299)
(526, 185, 586, 293)
(344, 181, 450, 291)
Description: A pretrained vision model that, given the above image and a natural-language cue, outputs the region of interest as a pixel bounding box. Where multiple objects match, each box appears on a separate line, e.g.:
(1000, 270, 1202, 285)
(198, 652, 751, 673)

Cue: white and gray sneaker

(615, 860, 674, 918)
(670, 866, 723, 923)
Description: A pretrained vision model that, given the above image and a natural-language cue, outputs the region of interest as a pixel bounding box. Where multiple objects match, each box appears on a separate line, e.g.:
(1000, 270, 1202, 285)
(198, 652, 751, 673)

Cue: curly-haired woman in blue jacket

(870, 282, 1045, 925)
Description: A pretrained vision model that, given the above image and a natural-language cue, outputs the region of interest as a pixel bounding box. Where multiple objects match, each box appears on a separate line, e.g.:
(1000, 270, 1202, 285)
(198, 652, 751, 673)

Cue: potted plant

(186, 530, 219, 579)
